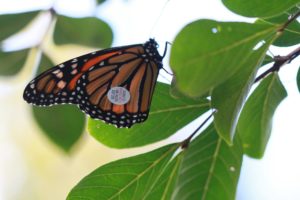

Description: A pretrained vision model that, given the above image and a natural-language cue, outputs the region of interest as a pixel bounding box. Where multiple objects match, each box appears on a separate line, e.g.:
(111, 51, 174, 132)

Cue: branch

(278, 9, 300, 32)
(181, 110, 217, 149)
(254, 9, 300, 83)
(254, 45, 300, 83)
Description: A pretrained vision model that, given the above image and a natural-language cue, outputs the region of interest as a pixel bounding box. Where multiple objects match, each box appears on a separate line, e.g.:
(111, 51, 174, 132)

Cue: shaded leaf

(54, 15, 113, 48)
(297, 67, 300, 93)
(222, 0, 300, 18)
(212, 40, 272, 143)
(67, 143, 179, 200)
(0, 11, 39, 43)
(170, 20, 276, 98)
(237, 73, 287, 158)
(256, 9, 300, 47)
(172, 124, 243, 200)
(88, 82, 210, 148)
(0, 49, 28, 76)
(33, 104, 86, 152)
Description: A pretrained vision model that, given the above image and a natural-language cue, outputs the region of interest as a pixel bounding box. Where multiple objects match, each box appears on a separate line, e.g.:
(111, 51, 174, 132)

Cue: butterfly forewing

(23, 39, 163, 127)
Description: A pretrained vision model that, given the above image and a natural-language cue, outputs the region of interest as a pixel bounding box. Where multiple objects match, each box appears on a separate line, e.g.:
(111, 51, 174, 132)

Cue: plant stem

(278, 9, 300, 32)
(255, 9, 300, 83)
(255, 45, 300, 83)
(181, 110, 216, 149)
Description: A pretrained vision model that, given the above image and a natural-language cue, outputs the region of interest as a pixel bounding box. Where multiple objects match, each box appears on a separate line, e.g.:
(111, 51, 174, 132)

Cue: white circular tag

(107, 87, 130, 105)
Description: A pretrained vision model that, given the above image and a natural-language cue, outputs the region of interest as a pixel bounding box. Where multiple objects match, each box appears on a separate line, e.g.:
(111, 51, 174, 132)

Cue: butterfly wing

(76, 43, 161, 127)
(23, 39, 163, 127)
(23, 45, 137, 106)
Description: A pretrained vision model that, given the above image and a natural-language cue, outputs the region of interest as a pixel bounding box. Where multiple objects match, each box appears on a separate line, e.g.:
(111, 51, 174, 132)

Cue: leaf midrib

(183, 26, 276, 67)
(107, 144, 179, 200)
(150, 103, 209, 115)
(201, 137, 222, 200)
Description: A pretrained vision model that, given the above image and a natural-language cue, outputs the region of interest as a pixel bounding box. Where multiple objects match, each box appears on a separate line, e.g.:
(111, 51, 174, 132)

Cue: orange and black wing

(23, 39, 164, 127)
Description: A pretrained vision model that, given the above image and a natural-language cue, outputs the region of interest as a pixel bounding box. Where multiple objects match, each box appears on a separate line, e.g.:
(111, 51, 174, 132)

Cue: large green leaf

(67, 143, 180, 200)
(88, 82, 210, 148)
(33, 104, 85, 152)
(170, 20, 276, 98)
(144, 153, 183, 200)
(211, 40, 272, 143)
(0, 49, 28, 76)
(54, 15, 113, 48)
(222, 0, 300, 18)
(172, 124, 243, 200)
(237, 73, 287, 158)
(0, 11, 39, 42)
(256, 9, 300, 47)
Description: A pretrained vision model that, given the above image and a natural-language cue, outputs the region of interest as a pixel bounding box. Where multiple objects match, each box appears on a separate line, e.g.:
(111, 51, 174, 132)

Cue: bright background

(0, 0, 300, 199)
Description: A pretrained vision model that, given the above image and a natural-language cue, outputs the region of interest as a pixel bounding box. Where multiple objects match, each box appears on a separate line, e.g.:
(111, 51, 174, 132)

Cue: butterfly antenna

(162, 67, 173, 76)
(149, 0, 171, 37)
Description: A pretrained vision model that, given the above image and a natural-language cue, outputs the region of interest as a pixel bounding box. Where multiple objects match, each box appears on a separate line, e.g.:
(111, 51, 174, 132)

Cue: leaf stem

(181, 109, 217, 149)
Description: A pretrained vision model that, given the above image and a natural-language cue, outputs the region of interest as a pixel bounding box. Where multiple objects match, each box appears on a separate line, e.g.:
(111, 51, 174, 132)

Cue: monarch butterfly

(23, 39, 167, 128)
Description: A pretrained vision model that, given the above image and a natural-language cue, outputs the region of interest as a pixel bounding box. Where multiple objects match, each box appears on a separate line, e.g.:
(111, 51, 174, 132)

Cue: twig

(255, 9, 300, 83)
(255, 45, 300, 83)
(181, 110, 217, 149)
(278, 9, 300, 32)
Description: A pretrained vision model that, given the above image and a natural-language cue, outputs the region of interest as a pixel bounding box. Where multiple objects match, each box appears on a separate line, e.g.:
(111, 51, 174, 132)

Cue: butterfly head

(144, 38, 163, 68)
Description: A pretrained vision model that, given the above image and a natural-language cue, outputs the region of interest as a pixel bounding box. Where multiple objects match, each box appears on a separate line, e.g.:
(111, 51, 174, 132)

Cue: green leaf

(222, 0, 300, 18)
(88, 82, 210, 148)
(0, 49, 28, 76)
(67, 143, 180, 200)
(170, 20, 276, 98)
(0, 11, 39, 43)
(54, 15, 113, 48)
(211, 41, 272, 143)
(172, 125, 243, 200)
(144, 153, 184, 200)
(297, 67, 300, 93)
(32, 104, 86, 152)
(237, 73, 287, 158)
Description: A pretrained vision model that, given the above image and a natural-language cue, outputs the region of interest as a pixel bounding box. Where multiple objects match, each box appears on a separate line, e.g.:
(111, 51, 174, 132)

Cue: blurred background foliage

(0, 0, 113, 152)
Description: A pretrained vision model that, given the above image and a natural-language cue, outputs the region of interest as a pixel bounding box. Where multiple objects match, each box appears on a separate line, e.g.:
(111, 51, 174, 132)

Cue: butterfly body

(24, 39, 164, 127)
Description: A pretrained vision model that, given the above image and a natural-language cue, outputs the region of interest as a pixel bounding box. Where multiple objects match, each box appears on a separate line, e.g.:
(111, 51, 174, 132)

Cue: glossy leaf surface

(237, 73, 287, 158)
(172, 125, 243, 200)
(67, 143, 179, 200)
(212, 41, 272, 143)
(170, 20, 276, 98)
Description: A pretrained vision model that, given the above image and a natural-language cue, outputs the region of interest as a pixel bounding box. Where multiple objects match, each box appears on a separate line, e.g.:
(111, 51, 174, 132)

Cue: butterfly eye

(23, 39, 167, 128)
